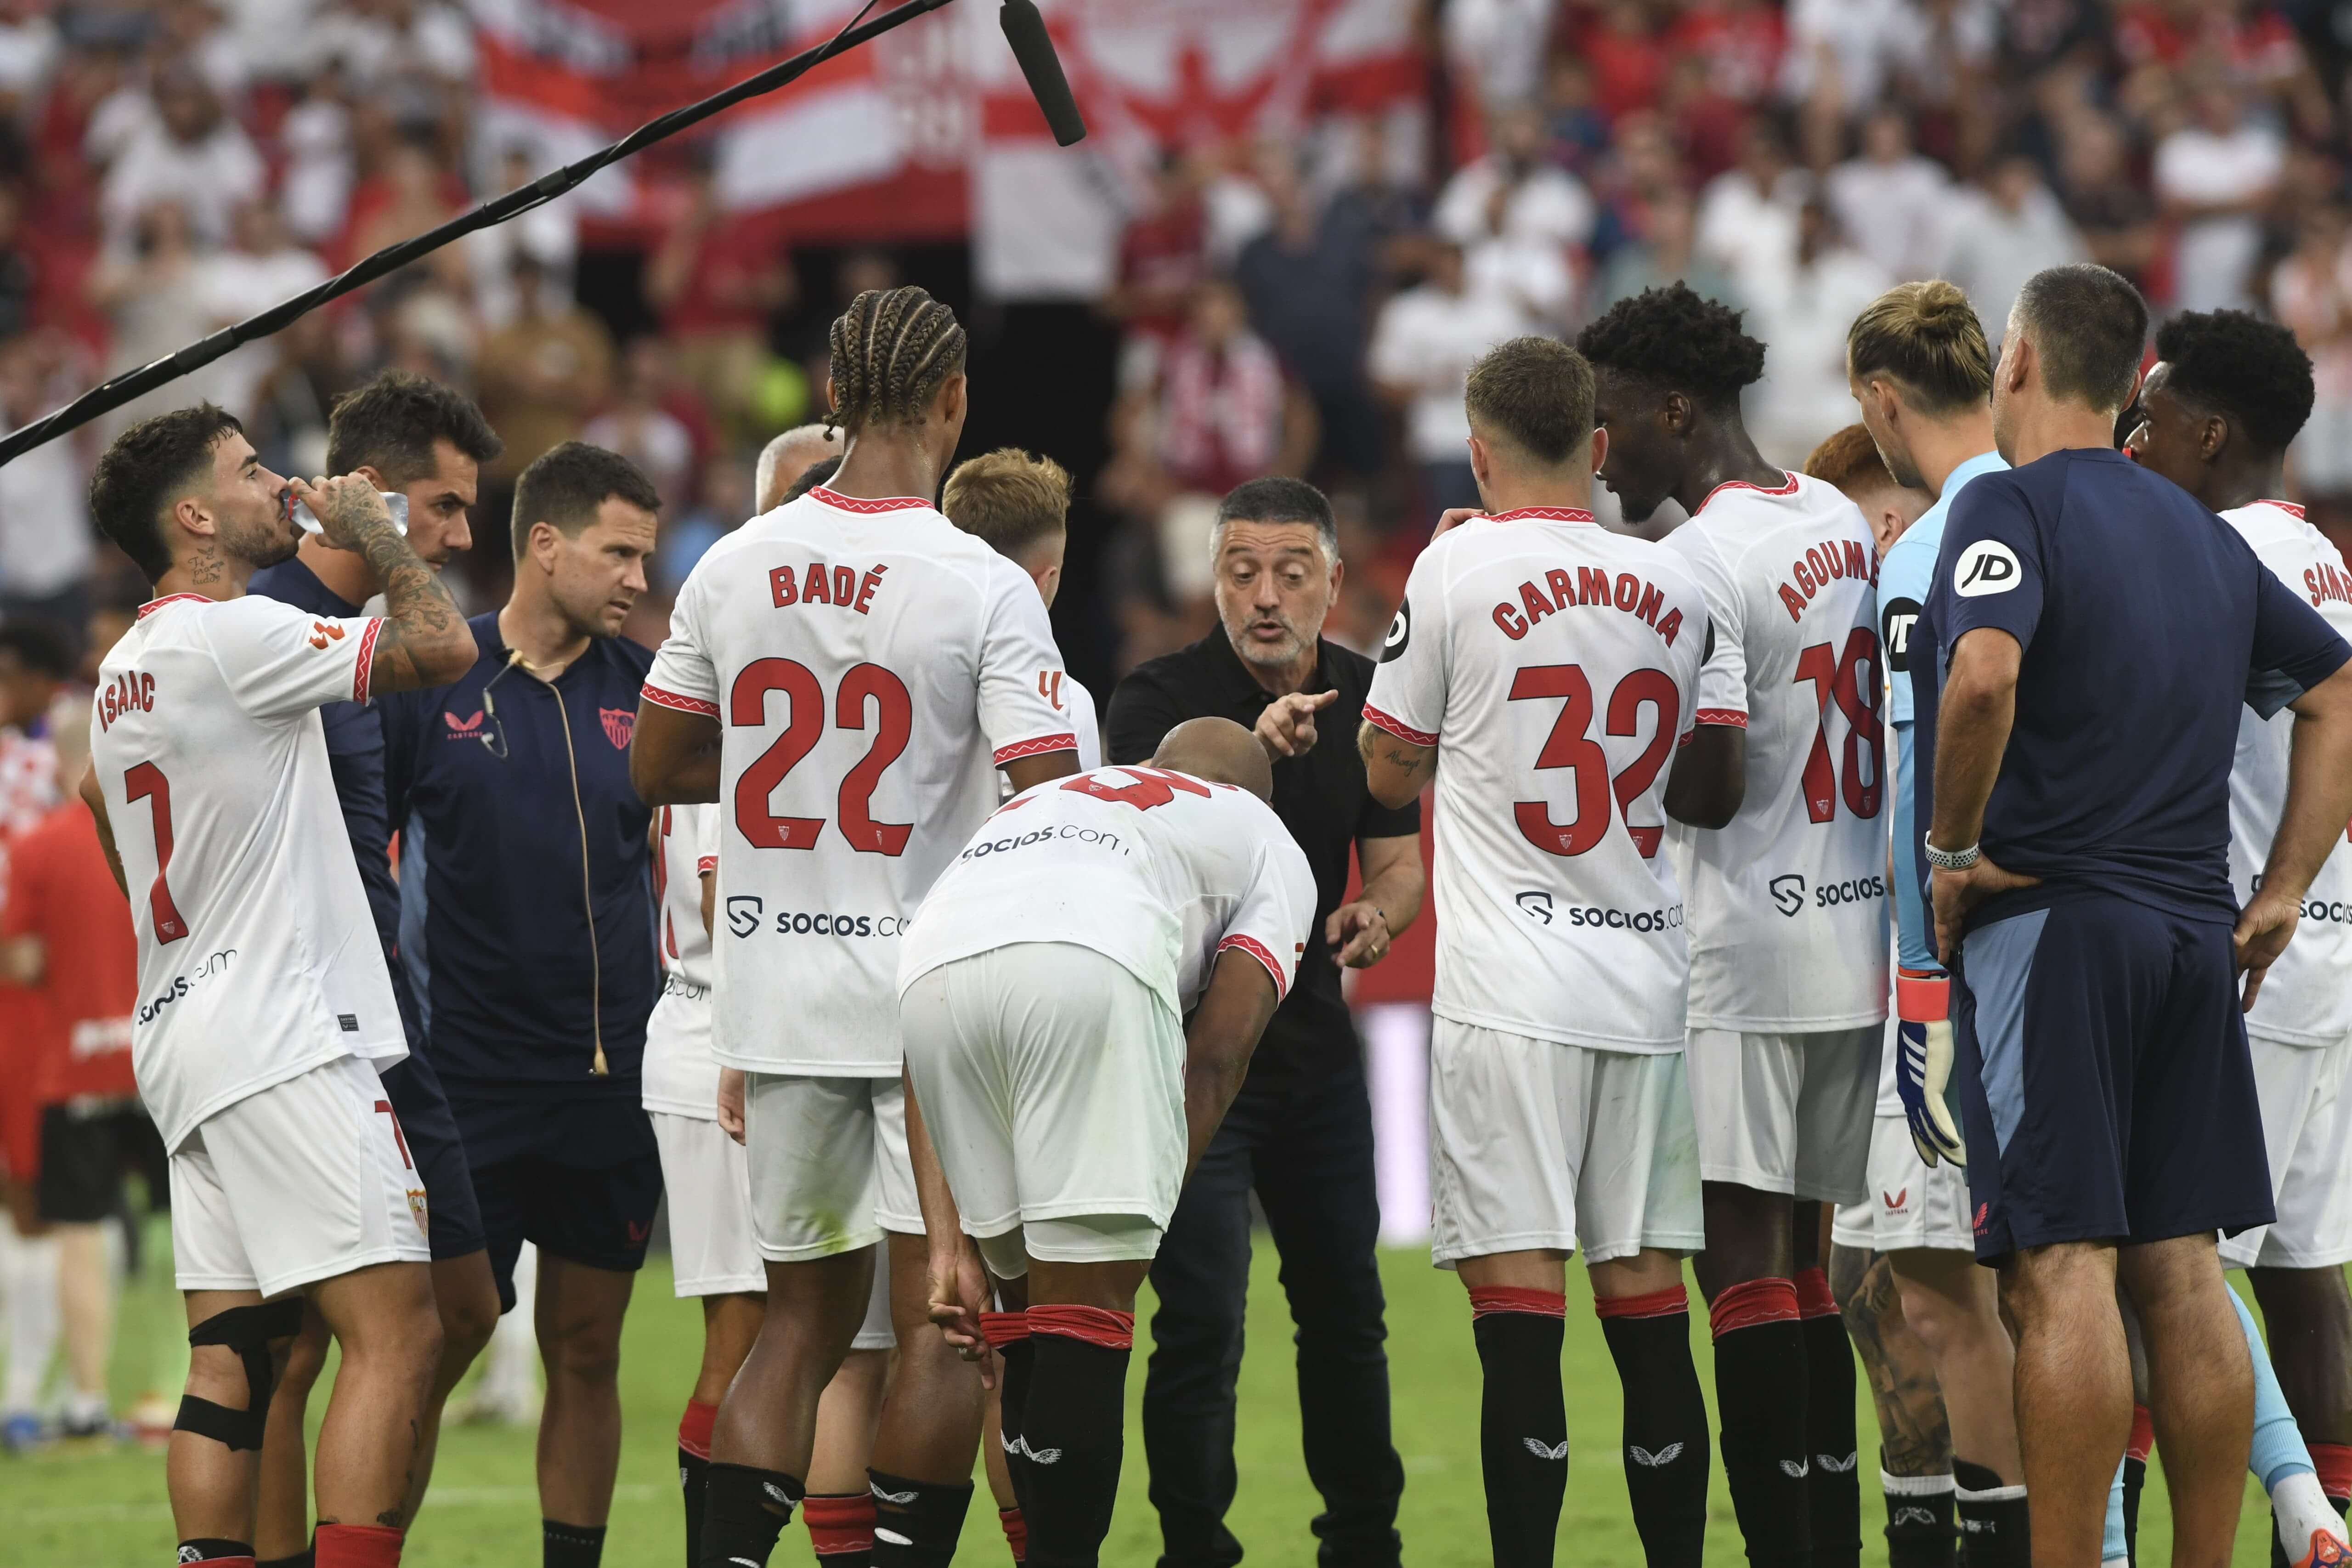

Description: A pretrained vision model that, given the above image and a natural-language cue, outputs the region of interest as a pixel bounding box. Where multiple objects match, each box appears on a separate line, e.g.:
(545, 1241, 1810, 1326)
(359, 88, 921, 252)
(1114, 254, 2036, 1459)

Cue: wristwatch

(1923, 836, 1981, 872)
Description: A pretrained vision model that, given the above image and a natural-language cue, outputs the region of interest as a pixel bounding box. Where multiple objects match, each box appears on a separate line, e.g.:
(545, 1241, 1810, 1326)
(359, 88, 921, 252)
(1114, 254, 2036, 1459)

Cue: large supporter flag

(467, 0, 1421, 289)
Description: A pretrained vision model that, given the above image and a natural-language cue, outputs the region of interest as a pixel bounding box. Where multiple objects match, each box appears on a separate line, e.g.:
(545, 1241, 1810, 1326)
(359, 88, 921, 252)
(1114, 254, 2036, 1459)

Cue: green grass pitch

(0, 1231, 2273, 1564)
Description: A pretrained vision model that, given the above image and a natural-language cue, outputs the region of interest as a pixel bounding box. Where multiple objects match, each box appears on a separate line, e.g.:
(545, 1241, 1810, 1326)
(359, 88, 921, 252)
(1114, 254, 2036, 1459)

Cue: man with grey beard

(1105, 475, 1425, 1568)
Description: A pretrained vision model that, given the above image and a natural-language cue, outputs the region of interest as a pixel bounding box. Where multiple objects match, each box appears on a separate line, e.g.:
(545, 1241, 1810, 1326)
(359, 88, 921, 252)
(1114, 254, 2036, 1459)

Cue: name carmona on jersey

(769, 559, 891, 614)
(1492, 565, 1690, 645)
(1775, 536, 1879, 622)
(96, 669, 158, 730)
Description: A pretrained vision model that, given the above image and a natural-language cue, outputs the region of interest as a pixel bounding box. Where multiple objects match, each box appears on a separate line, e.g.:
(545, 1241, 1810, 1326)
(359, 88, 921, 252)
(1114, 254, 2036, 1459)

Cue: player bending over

(632, 285, 1081, 1568)
(1361, 336, 1715, 1567)
(82, 404, 478, 1568)
(1579, 283, 1883, 1568)
(903, 721, 1313, 1568)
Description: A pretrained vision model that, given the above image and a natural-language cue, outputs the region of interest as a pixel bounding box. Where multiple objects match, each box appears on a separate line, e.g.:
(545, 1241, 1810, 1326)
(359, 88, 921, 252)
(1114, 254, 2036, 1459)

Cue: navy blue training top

(246, 557, 422, 1048)
(1913, 447, 2351, 933)
(379, 611, 658, 1093)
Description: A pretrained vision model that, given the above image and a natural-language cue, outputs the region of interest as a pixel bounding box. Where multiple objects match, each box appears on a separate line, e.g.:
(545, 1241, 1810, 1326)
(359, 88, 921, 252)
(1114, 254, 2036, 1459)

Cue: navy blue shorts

(447, 1086, 663, 1313)
(1952, 892, 2274, 1260)
(379, 1051, 486, 1262)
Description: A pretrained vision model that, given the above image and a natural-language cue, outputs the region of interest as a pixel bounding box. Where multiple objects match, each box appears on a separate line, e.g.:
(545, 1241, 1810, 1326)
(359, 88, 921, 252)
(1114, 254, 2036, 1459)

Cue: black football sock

(1710, 1277, 1813, 1568)
(255, 1550, 313, 1568)
(1798, 1268, 1863, 1568)
(2122, 1404, 2151, 1568)
(1881, 1465, 1956, 1568)
(1953, 1458, 2029, 1568)
(1596, 1285, 1710, 1568)
(867, 1472, 970, 1567)
(984, 1311, 1036, 1519)
(679, 1399, 718, 1568)
(1020, 1305, 1134, 1568)
(1468, 1287, 1570, 1568)
(701, 1462, 802, 1568)
(543, 1520, 607, 1568)
(180, 1543, 257, 1565)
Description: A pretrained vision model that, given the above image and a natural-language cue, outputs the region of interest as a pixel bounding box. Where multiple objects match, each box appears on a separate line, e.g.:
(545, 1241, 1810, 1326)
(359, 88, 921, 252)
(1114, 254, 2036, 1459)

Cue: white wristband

(1923, 837, 1981, 872)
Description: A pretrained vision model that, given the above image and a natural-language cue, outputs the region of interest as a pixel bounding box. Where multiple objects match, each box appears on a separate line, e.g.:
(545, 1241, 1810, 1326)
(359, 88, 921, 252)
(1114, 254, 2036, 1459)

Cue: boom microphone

(999, 0, 1087, 147)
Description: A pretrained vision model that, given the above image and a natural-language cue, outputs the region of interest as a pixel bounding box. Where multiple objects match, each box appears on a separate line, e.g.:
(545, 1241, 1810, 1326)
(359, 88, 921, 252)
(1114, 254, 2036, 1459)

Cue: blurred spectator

(584, 338, 698, 513)
(86, 201, 214, 443)
(1436, 104, 1595, 256)
(2058, 111, 2161, 293)
(1658, 53, 1746, 180)
(344, 133, 470, 293)
(0, 338, 93, 624)
(2272, 204, 2352, 498)
(298, 0, 475, 94)
(1939, 154, 2086, 333)
(1543, 57, 1612, 175)
(1697, 119, 1806, 299)
(278, 71, 355, 246)
(1442, 0, 1555, 113)
(0, 0, 58, 111)
(241, 309, 341, 479)
(475, 254, 613, 484)
(1582, 2, 1670, 121)
(656, 453, 754, 595)
(1826, 109, 1951, 284)
(96, 70, 261, 249)
(1598, 187, 1742, 312)
(1670, 0, 1787, 105)
(1744, 201, 1893, 465)
(194, 201, 330, 423)
(0, 185, 36, 344)
(1150, 278, 1307, 499)
(645, 165, 794, 443)
(1234, 147, 1385, 477)
(2155, 72, 2285, 312)
(1369, 239, 1530, 516)
(1108, 151, 1210, 379)
(472, 144, 579, 331)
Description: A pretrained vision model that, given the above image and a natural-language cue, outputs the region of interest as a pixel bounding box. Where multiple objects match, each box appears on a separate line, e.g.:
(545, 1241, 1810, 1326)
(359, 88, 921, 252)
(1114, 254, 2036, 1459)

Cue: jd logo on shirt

(1769, 873, 1806, 917)
(1881, 597, 1921, 673)
(1953, 541, 2022, 597)
(1381, 598, 1411, 662)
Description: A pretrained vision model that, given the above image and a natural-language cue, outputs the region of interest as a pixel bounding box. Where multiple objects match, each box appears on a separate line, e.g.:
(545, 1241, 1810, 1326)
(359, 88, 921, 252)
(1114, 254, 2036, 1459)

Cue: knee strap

(177, 1297, 306, 1451)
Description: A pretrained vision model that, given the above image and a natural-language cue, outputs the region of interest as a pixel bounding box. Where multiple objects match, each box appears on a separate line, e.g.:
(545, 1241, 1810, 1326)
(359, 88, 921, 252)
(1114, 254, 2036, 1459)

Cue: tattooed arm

(289, 474, 477, 692)
(1357, 721, 1436, 811)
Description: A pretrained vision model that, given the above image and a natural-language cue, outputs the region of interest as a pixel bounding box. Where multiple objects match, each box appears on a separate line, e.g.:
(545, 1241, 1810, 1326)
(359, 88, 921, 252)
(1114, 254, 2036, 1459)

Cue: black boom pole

(0, 0, 1052, 469)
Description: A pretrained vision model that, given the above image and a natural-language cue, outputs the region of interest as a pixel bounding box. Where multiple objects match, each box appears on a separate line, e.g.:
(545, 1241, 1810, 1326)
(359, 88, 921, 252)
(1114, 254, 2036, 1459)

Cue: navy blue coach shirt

(246, 557, 422, 1046)
(1913, 446, 2351, 934)
(380, 611, 658, 1091)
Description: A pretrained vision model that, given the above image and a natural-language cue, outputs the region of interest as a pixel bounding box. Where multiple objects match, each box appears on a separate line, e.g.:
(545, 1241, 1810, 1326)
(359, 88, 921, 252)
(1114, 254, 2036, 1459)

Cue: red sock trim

(803, 1493, 876, 1556)
(999, 1504, 1029, 1563)
(678, 1397, 718, 1460)
(1594, 1284, 1689, 1320)
(1026, 1303, 1135, 1351)
(1709, 1277, 1801, 1337)
(1468, 1285, 1568, 1320)
(980, 1310, 1031, 1348)
(2313, 1442, 2352, 1501)
(2126, 1404, 2155, 1463)
(314, 1523, 403, 1568)
(1794, 1266, 1838, 1319)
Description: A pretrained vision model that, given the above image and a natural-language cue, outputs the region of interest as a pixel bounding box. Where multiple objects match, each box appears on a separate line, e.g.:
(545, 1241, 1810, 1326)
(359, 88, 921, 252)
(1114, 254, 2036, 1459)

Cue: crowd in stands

(0, 0, 2344, 676)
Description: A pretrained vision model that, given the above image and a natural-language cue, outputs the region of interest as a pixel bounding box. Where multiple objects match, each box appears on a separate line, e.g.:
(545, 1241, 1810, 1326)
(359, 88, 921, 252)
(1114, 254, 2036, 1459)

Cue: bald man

(900, 722, 1315, 1568)
(754, 424, 844, 513)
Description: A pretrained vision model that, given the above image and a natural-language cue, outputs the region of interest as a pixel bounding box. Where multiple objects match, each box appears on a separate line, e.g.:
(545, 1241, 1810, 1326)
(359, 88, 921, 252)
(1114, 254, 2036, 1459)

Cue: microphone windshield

(999, 0, 1087, 147)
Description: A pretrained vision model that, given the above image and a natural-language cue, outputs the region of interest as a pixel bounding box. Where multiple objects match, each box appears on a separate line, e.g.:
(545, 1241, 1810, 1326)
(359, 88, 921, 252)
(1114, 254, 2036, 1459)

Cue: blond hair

(941, 448, 1073, 561)
(1845, 280, 1992, 415)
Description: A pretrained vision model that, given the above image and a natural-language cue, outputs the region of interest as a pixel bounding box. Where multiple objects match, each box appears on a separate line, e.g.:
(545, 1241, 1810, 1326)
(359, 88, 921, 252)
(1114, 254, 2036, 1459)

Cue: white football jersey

(1661, 473, 1890, 1031)
(2223, 500, 2352, 1047)
(644, 486, 1077, 1076)
(642, 802, 718, 1118)
(87, 593, 405, 1151)
(1000, 671, 1101, 798)
(1363, 507, 1710, 1052)
(899, 764, 1316, 1019)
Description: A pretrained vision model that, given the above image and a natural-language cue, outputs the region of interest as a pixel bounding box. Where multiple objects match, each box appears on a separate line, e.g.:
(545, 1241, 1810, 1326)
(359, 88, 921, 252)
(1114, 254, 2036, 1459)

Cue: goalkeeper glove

(1895, 968, 1966, 1167)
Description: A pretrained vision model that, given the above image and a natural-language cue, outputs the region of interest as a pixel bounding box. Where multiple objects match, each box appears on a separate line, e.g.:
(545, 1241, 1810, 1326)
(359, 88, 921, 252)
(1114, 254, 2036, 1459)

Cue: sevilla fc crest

(407, 1188, 430, 1238)
(601, 708, 635, 749)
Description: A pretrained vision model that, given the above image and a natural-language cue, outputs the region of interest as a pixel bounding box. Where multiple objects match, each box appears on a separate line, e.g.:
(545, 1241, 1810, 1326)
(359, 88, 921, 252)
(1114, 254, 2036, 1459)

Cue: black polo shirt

(1108, 628, 1419, 1084)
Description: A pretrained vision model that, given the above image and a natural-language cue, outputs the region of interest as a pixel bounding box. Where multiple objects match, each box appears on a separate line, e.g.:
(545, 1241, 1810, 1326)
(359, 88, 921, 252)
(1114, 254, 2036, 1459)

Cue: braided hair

(825, 286, 968, 436)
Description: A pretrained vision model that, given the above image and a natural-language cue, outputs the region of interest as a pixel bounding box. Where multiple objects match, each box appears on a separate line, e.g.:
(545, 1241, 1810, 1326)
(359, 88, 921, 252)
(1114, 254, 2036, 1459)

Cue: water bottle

(292, 490, 409, 537)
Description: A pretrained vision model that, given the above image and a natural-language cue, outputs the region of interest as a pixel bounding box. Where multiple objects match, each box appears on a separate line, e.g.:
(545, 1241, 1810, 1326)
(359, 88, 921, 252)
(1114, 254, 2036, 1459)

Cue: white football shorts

(2222, 1032, 2352, 1269)
(899, 941, 1186, 1268)
(742, 1072, 895, 1262)
(171, 1054, 430, 1298)
(1427, 1020, 1705, 1268)
(1686, 1026, 1879, 1206)
(871, 1077, 923, 1236)
(1829, 1116, 1975, 1253)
